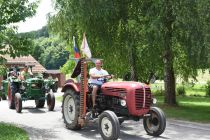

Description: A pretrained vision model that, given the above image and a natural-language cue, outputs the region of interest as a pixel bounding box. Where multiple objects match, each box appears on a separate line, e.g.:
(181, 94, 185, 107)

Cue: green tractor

(4, 66, 55, 113)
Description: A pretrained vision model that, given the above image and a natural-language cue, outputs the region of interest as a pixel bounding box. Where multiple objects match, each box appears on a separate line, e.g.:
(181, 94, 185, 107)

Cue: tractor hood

(101, 81, 150, 97)
(26, 77, 43, 83)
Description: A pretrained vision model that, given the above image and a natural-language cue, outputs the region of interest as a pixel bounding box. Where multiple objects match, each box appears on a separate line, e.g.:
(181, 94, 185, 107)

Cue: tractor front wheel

(98, 110, 120, 140)
(143, 107, 166, 136)
(47, 92, 55, 111)
(15, 93, 22, 113)
(35, 99, 45, 108)
(62, 89, 81, 130)
(2, 94, 7, 100)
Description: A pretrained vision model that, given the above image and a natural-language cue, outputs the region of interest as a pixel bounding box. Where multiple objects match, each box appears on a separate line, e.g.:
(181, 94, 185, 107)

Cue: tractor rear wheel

(47, 92, 55, 111)
(98, 110, 120, 140)
(35, 99, 45, 108)
(8, 84, 15, 109)
(62, 89, 81, 130)
(15, 93, 22, 113)
(143, 107, 166, 136)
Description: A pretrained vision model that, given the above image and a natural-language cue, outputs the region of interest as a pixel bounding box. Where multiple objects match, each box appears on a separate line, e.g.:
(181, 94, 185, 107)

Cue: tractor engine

(101, 81, 153, 117)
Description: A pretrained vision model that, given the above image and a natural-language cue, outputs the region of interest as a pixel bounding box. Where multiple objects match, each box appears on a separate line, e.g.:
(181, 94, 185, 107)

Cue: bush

(153, 89, 165, 96)
(205, 81, 210, 97)
(176, 86, 186, 96)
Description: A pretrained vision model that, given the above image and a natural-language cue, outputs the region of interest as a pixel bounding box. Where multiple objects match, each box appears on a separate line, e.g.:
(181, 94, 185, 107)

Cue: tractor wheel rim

(146, 112, 160, 132)
(101, 117, 113, 137)
(64, 95, 75, 123)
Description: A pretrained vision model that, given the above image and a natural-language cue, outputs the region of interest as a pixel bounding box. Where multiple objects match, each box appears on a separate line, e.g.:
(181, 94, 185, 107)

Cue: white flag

(80, 33, 92, 58)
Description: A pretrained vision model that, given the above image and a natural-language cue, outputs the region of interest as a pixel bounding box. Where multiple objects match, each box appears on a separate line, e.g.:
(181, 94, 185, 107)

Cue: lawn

(56, 96, 62, 102)
(184, 84, 206, 96)
(151, 82, 207, 96)
(0, 123, 29, 140)
(156, 96, 210, 123)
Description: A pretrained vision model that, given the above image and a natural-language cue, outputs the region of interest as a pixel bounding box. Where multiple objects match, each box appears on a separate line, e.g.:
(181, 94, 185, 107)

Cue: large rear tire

(15, 93, 22, 113)
(47, 92, 55, 111)
(8, 84, 15, 109)
(143, 107, 166, 136)
(35, 99, 45, 108)
(62, 89, 81, 130)
(98, 110, 120, 140)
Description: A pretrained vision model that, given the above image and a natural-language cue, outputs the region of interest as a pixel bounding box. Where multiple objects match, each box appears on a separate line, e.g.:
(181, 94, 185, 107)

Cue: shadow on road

(21, 105, 62, 114)
(67, 123, 170, 140)
(21, 125, 58, 139)
(22, 106, 46, 114)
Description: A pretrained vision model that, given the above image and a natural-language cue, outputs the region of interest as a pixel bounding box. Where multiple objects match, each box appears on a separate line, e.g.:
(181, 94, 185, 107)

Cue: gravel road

(0, 94, 210, 140)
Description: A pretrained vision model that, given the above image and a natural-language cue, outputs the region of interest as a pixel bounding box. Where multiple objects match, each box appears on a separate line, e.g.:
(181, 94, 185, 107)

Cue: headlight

(120, 100, 126, 106)
(31, 84, 37, 88)
(152, 98, 157, 104)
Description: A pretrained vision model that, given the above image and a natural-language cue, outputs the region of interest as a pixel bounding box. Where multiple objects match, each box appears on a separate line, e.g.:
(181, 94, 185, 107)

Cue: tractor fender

(61, 82, 80, 93)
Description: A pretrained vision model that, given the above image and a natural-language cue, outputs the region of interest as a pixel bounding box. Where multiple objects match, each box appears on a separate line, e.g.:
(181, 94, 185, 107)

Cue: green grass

(56, 96, 62, 102)
(184, 84, 206, 96)
(156, 96, 210, 123)
(0, 123, 29, 140)
(151, 82, 207, 96)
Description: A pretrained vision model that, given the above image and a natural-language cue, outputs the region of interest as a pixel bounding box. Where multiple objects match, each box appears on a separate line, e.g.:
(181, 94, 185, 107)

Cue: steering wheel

(97, 75, 112, 83)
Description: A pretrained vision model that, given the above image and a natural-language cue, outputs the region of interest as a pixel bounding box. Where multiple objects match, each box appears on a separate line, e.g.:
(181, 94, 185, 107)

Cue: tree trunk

(163, 0, 176, 105)
(128, 42, 138, 81)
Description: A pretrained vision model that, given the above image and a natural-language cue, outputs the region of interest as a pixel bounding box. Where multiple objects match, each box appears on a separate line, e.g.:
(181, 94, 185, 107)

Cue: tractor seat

(88, 83, 102, 94)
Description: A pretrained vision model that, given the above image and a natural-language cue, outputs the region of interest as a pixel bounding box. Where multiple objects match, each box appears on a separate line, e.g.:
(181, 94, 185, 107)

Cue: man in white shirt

(89, 59, 112, 109)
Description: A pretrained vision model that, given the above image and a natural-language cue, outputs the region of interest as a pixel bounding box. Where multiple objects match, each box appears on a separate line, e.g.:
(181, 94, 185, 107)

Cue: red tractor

(61, 58, 166, 140)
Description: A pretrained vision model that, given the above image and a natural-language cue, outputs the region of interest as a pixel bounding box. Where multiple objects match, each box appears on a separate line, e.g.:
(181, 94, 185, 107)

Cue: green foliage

(49, 0, 210, 104)
(0, 0, 38, 73)
(176, 86, 186, 96)
(153, 89, 165, 96)
(205, 80, 210, 96)
(19, 26, 49, 39)
(32, 36, 69, 69)
(49, 0, 210, 78)
(0, 64, 6, 76)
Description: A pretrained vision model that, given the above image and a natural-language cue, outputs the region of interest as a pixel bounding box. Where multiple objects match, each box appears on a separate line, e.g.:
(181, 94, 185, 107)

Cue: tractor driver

(89, 59, 112, 109)
(19, 66, 33, 81)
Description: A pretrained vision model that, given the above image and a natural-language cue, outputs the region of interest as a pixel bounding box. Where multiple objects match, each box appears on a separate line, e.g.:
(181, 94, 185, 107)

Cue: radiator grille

(135, 88, 151, 110)
(104, 87, 126, 94)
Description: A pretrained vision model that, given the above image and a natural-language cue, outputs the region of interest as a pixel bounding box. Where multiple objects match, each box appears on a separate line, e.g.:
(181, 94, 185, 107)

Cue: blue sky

(17, 0, 54, 33)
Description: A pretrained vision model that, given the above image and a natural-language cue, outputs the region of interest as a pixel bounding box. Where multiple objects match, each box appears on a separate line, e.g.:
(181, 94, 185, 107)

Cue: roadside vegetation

(152, 81, 210, 123)
(0, 123, 28, 140)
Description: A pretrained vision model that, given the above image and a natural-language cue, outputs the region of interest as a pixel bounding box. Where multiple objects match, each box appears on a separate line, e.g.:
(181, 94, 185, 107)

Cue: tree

(32, 36, 69, 69)
(0, 0, 37, 75)
(49, 0, 210, 105)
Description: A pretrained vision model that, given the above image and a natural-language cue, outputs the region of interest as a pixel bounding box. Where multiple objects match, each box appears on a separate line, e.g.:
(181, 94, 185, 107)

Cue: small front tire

(143, 107, 166, 136)
(98, 110, 120, 140)
(2, 94, 7, 100)
(47, 92, 55, 111)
